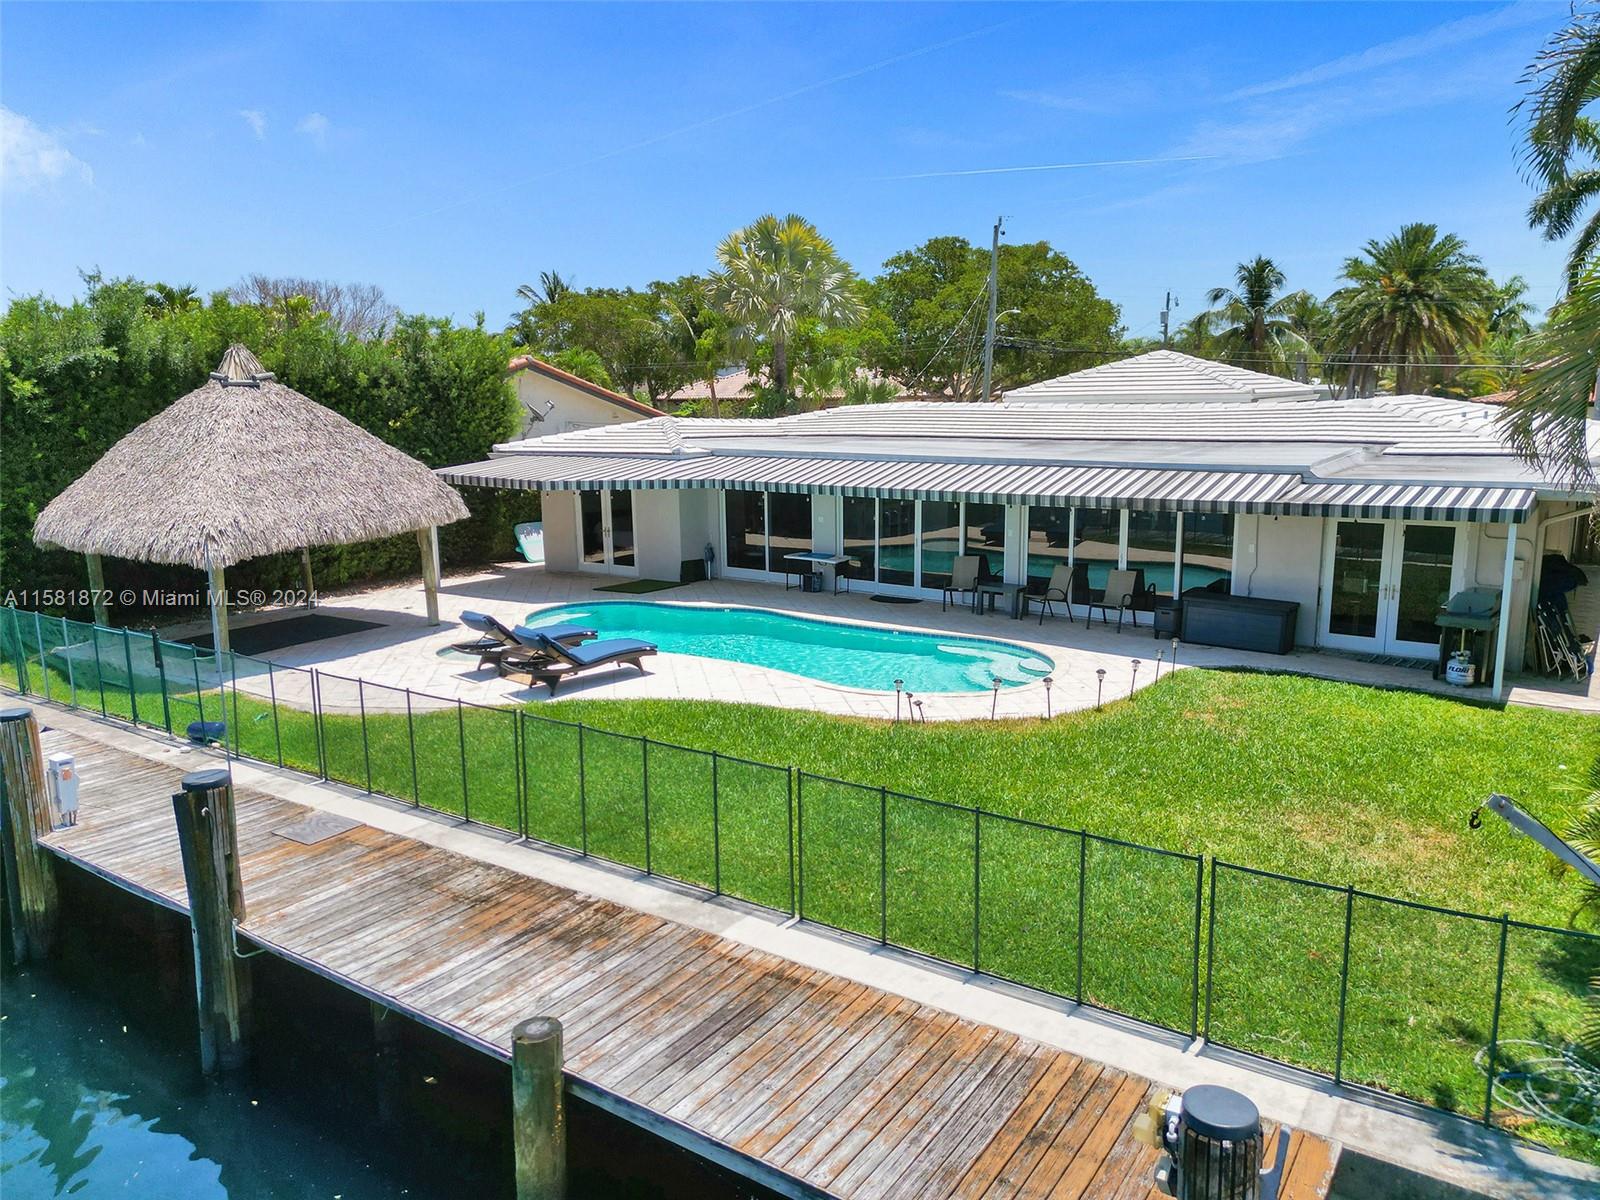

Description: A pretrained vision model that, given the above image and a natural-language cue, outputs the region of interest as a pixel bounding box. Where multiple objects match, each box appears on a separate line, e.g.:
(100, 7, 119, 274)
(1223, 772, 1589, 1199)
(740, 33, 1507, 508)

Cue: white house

(443, 351, 1598, 696)
(508, 354, 664, 437)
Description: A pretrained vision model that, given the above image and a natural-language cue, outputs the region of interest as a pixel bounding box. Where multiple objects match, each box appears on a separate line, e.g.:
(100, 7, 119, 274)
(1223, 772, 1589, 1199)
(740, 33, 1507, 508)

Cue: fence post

(193, 646, 207, 726)
(642, 738, 652, 875)
(405, 689, 419, 805)
(171, 767, 251, 1074)
(577, 723, 588, 857)
(32, 612, 50, 705)
(0, 706, 59, 962)
(1203, 862, 1219, 1040)
(229, 650, 241, 755)
(62, 617, 77, 708)
(311, 670, 326, 780)
(511, 1016, 567, 1200)
(972, 809, 982, 973)
(1333, 884, 1355, 1085)
(267, 664, 284, 768)
(152, 632, 172, 733)
(1482, 913, 1511, 1126)
(122, 628, 138, 725)
(457, 700, 469, 822)
(793, 770, 803, 918)
(710, 751, 721, 896)
(1075, 832, 1087, 1004)
(515, 713, 527, 839)
(90, 626, 106, 716)
(9, 609, 32, 696)
(879, 786, 888, 945)
(1190, 856, 1204, 1037)
(358, 680, 372, 794)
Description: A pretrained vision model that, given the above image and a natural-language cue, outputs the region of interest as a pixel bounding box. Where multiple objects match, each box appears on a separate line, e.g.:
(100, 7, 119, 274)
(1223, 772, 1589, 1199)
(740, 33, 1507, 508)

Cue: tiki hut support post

(418, 526, 441, 625)
(84, 553, 110, 627)
(207, 561, 231, 656)
(300, 548, 316, 607)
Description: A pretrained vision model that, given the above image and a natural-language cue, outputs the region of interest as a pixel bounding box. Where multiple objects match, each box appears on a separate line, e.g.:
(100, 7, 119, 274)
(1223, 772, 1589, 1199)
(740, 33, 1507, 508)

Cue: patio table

(782, 551, 854, 594)
(975, 580, 1025, 619)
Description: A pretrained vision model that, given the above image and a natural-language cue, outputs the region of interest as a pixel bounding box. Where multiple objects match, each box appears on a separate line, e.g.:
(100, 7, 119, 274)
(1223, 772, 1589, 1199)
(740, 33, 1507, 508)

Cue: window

(879, 500, 916, 585)
(767, 493, 812, 566)
(919, 500, 961, 590)
(1127, 512, 1180, 599)
(964, 503, 1005, 580)
(1073, 508, 1120, 599)
(842, 497, 876, 582)
(1182, 514, 1234, 594)
(723, 491, 767, 571)
(1025, 506, 1072, 591)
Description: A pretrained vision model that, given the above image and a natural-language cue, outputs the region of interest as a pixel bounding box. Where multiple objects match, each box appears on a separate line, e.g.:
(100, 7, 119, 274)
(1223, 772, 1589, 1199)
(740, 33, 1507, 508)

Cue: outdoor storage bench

(1179, 593, 1299, 655)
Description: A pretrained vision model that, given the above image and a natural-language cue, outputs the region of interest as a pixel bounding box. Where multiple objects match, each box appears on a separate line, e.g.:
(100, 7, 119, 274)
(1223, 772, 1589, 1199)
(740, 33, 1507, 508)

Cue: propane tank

(1133, 1084, 1288, 1200)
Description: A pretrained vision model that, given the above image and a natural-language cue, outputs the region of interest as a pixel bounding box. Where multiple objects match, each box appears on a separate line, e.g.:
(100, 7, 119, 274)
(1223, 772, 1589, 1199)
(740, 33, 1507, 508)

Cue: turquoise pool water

(526, 601, 1052, 693)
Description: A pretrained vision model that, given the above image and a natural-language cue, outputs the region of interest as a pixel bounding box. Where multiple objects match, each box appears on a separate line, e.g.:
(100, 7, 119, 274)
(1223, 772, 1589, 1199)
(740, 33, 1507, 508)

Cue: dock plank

(34, 726, 1339, 1200)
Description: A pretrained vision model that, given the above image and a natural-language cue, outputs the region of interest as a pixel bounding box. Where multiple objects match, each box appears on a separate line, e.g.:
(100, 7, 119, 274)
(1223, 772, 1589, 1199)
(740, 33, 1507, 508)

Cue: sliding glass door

(721, 490, 812, 575)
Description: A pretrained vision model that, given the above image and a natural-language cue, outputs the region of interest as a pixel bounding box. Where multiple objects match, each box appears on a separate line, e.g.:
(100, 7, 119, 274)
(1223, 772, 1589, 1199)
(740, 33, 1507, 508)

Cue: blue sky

(0, 1, 1579, 341)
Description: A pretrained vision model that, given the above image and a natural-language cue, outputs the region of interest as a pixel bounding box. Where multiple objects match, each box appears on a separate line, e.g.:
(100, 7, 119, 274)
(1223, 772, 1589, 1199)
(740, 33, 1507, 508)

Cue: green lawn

(5, 619, 1599, 1158)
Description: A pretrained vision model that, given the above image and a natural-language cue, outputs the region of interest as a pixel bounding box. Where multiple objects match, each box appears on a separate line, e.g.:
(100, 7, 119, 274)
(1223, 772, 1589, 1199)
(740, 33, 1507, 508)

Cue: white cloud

(295, 112, 330, 147)
(0, 106, 92, 191)
(238, 109, 267, 140)
(1229, 0, 1547, 100)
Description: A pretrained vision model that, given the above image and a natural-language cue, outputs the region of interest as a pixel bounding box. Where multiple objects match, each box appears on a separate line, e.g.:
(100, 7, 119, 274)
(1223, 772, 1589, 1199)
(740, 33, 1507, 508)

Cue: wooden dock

(35, 724, 1338, 1200)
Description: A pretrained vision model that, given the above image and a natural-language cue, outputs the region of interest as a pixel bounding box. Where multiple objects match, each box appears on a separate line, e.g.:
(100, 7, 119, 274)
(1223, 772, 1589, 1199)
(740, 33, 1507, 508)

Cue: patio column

(418, 526, 441, 626)
(1491, 524, 1519, 699)
(83, 553, 110, 627)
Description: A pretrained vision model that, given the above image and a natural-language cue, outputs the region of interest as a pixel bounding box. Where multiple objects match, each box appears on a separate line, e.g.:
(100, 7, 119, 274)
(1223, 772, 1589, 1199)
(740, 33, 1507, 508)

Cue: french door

(1319, 519, 1462, 657)
(576, 489, 636, 575)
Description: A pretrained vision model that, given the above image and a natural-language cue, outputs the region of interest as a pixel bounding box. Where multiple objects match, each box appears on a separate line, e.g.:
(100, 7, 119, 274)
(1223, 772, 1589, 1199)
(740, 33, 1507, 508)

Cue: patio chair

(452, 611, 594, 670)
(515, 631, 658, 696)
(942, 556, 982, 612)
(1086, 569, 1147, 631)
(1033, 564, 1077, 626)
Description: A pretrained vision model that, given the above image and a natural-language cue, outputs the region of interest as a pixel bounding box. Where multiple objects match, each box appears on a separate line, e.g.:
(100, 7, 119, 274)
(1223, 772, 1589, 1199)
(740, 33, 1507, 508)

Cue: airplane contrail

(880, 154, 1218, 181)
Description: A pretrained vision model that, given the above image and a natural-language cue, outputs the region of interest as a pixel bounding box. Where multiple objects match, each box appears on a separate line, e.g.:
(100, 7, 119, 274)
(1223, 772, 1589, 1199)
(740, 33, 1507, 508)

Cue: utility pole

(1160, 291, 1177, 348)
(979, 216, 1003, 402)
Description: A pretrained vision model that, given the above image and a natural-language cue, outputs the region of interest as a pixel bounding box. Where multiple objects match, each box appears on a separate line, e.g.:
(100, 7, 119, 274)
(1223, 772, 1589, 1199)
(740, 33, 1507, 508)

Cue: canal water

(1, 869, 775, 1199)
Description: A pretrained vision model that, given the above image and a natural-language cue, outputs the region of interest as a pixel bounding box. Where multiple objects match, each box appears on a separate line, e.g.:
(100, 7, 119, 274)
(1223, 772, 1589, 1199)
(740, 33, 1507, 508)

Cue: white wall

(1469, 520, 1540, 672)
(514, 372, 649, 437)
(541, 491, 578, 572)
(631, 490, 687, 581)
(1233, 514, 1324, 645)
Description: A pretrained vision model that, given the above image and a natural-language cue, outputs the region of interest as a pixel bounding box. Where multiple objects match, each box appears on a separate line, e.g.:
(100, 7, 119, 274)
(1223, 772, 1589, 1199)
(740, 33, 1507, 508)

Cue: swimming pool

(524, 602, 1053, 693)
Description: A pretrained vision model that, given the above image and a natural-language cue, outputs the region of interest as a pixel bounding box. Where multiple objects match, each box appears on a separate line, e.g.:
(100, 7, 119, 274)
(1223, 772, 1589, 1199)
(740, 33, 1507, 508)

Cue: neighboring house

(443, 351, 1599, 695)
(664, 365, 910, 411)
(508, 354, 663, 437)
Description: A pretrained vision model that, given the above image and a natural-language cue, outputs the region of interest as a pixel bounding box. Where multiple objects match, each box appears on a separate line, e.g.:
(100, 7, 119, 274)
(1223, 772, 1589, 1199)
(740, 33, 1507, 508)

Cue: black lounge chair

(515, 631, 657, 695)
(452, 611, 594, 670)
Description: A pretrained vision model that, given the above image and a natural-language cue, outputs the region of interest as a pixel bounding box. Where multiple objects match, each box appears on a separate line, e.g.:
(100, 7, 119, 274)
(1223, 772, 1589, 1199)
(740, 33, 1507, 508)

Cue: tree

(1327, 223, 1493, 396)
(229, 275, 397, 339)
(1202, 256, 1308, 371)
(1500, 260, 1599, 487)
(547, 347, 613, 388)
(506, 285, 688, 403)
(143, 283, 201, 317)
(867, 236, 1121, 397)
(709, 213, 862, 403)
(656, 275, 736, 416)
(1519, 4, 1600, 284)
(1486, 275, 1538, 337)
(516, 270, 574, 309)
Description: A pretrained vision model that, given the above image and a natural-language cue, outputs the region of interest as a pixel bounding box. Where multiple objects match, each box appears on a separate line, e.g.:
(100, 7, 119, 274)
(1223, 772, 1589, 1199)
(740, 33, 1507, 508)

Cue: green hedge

(1, 277, 537, 614)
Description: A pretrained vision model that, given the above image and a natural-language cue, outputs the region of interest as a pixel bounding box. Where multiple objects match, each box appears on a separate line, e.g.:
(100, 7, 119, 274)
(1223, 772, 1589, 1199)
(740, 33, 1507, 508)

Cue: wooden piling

(171, 767, 251, 1073)
(372, 1001, 404, 1124)
(511, 1016, 566, 1200)
(0, 705, 58, 962)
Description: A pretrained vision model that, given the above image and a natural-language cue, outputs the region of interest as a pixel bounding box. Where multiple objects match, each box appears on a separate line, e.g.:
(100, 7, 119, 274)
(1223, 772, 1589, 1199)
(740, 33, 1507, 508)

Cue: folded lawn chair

(452, 611, 594, 670)
(514, 631, 657, 695)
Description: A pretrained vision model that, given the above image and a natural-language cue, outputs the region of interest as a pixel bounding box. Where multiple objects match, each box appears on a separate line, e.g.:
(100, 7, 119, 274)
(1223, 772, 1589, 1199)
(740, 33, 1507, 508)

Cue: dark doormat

(869, 595, 922, 605)
(181, 614, 383, 655)
(594, 579, 687, 594)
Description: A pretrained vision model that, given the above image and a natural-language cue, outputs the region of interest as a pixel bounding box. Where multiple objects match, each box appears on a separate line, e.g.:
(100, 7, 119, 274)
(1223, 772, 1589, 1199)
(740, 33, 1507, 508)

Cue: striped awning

(437, 453, 1536, 523)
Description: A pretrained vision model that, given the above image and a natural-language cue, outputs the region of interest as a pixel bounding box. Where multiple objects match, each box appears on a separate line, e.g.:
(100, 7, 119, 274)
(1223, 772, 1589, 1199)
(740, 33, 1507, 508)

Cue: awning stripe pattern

(438, 453, 1534, 523)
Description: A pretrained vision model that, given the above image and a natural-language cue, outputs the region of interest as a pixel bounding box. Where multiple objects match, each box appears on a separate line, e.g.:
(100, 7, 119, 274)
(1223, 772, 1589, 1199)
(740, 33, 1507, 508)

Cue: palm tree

(1487, 275, 1538, 337)
(709, 214, 862, 402)
(1519, 6, 1600, 283)
(143, 283, 200, 316)
(515, 270, 573, 308)
(1500, 260, 1599, 487)
(1327, 223, 1493, 396)
(1203, 256, 1307, 370)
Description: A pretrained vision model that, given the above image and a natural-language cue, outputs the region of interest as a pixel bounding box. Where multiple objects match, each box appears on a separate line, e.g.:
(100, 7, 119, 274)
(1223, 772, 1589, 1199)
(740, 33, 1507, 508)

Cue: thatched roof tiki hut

(34, 344, 469, 651)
